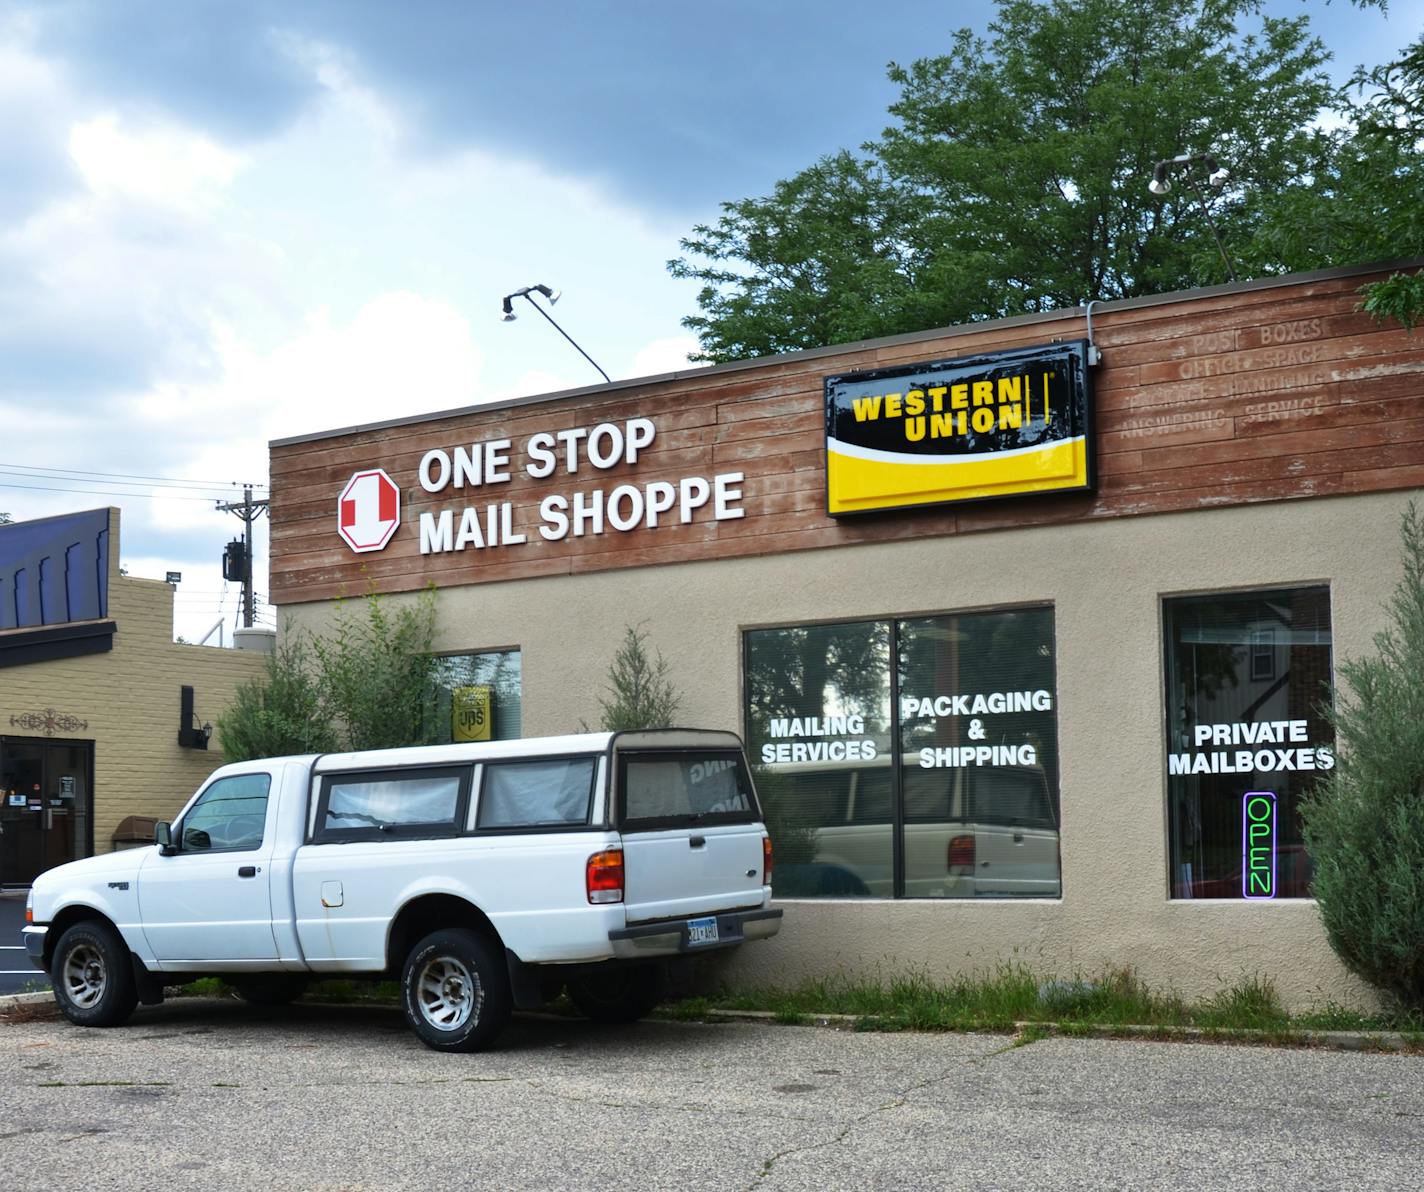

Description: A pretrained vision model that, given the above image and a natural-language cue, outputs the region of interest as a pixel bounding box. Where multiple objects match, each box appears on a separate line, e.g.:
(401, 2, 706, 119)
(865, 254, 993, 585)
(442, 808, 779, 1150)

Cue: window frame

(310, 764, 473, 844)
(431, 647, 523, 744)
(1159, 582, 1334, 902)
(174, 772, 274, 855)
(742, 601, 1061, 901)
(472, 753, 602, 835)
(615, 747, 763, 833)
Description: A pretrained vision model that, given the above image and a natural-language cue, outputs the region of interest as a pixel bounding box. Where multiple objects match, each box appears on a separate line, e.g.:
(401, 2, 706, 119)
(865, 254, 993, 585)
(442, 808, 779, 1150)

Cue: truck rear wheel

(401, 928, 511, 1052)
(50, 921, 138, 1028)
(567, 964, 662, 1024)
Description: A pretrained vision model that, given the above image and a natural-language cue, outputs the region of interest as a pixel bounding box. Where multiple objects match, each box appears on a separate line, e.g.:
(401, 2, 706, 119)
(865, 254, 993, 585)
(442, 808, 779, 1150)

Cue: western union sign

(825, 341, 1094, 516)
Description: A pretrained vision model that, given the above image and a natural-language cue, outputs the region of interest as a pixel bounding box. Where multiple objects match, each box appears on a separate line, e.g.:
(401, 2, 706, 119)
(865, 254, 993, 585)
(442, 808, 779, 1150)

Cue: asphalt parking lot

(3, 998, 1422, 1191)
(0, 894, 46, 996)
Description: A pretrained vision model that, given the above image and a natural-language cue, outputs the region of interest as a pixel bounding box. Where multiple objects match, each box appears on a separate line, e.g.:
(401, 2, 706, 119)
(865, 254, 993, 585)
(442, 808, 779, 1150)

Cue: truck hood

(32, 847, 150, 897)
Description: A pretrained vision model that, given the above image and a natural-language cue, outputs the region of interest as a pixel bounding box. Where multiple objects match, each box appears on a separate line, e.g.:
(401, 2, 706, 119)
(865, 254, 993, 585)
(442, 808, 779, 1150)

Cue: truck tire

(401, 928, 511, 1052)
(567, 964, 662, 1024)
(231, 975, 310, 1006)
(50, 920, 139, 1028)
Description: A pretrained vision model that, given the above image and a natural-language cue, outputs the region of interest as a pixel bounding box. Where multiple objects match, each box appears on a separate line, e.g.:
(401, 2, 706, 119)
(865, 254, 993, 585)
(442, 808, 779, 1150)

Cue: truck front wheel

(401, 928, 511, 1052)
(50, 921, 139, 1028)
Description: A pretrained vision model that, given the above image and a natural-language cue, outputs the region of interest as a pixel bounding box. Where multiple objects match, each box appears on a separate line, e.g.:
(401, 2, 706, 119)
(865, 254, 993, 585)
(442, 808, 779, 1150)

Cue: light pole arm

(520, 293, 611, 383)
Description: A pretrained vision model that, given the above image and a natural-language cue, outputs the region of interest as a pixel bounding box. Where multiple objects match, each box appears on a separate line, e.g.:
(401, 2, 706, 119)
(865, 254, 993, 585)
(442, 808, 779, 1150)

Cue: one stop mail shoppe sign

(336, 417, 746, 556)
(825, 341, 1095, 516)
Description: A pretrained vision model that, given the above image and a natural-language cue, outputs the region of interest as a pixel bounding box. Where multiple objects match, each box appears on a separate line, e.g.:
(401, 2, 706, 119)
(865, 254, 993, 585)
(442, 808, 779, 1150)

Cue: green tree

(592, 624, 682, 731)
(217, 635, 336, 762)
(670, 0, 1408, 362)
(1351, 30, 1424, 331)
(1302, 503, 1424, 1013)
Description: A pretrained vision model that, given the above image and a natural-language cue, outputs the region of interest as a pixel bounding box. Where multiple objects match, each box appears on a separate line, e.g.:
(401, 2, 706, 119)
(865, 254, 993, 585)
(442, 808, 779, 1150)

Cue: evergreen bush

(591, 624, 682, 731)
(1302, 502, 1424, 1012)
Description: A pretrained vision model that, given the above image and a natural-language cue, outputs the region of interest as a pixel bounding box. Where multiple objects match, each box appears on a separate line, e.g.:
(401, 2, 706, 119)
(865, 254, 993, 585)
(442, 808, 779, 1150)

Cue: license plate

(687, 916, 719, 946)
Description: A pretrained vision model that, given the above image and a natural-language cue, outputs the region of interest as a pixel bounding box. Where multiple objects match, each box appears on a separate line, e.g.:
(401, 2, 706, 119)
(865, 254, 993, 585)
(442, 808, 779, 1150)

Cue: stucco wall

(283, 488, 1418, 1010)
(1, 512, 268, 855)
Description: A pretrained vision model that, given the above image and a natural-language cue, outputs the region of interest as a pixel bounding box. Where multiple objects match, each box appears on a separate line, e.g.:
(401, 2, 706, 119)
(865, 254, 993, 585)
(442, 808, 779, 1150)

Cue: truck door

(138, 772, 280, 965)
(617, 749, 767, 926)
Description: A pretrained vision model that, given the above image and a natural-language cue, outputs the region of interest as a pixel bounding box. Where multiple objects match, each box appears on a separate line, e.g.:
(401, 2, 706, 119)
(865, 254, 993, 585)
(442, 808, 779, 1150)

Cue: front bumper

(21, 925, 47, 970)
(608, 907, 782, 959)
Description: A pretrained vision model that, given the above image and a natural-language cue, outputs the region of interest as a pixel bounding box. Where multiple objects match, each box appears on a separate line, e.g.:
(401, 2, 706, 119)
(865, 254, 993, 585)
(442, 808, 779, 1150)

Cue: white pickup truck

(21, 729, 781, 1051)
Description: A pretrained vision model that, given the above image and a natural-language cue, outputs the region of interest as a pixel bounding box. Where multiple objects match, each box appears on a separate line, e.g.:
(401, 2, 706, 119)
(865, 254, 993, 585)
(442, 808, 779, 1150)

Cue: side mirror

(155, 822, 175, 855)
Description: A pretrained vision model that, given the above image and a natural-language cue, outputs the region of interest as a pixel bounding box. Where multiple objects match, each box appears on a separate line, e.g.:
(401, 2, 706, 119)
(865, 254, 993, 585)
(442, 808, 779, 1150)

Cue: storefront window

(432, 650, 522, 743)
(745, 621, 892, 897)
(898, 609, 1060, 898)
(1164, 587, 1332, 899)
(745, 607, 1061, 899)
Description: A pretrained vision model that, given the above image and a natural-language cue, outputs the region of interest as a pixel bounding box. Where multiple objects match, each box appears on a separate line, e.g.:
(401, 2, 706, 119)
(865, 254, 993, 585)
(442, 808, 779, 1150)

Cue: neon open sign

(1242, 790, 1277, 899)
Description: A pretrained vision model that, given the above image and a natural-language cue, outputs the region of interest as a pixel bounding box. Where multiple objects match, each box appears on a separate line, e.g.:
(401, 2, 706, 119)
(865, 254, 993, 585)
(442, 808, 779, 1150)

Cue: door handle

(689, 835, 706, 848)
(237, 865, 259, 878)
(1013, 832, 1025, 844)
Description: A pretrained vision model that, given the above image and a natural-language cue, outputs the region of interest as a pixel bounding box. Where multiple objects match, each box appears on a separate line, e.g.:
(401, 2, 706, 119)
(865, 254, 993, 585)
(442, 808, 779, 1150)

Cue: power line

(0, 462, 267, 492)
(0, 480, 227, 503)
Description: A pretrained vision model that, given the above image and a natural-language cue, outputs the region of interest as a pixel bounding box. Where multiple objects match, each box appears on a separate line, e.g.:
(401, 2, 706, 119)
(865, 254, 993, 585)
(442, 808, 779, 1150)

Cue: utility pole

(216, 486, 269, 629)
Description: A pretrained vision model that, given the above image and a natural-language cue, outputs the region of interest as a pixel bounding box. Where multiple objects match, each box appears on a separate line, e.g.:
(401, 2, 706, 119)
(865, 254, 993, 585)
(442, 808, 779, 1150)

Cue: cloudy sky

(1, 0, 1419, 641)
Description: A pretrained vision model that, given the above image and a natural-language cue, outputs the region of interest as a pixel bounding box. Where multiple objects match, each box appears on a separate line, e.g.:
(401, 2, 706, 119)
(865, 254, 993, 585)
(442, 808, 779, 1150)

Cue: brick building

(0, 508, 267, 885)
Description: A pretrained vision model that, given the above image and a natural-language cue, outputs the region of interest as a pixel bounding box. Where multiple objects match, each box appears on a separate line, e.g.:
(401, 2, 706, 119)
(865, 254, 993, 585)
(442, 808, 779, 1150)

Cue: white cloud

(68, 112, 248, 209)
(629, 335, 705, 379)
(0, 23, 707, 643)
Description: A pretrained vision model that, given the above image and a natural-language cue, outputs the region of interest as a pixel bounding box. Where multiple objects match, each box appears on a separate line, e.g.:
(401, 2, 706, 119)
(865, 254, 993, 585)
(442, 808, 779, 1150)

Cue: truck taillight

(948, 835, 975, 870)
(762, 835, 773, 887)
(586, 849, 624, 904)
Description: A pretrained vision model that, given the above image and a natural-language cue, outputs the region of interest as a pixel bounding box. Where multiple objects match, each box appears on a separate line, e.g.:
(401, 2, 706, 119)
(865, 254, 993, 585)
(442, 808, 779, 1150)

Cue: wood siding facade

(269, 264, 1424, 606)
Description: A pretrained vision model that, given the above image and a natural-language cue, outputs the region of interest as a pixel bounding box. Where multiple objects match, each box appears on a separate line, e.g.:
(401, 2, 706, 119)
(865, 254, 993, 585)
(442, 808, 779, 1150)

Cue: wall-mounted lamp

(1145, 152, 1237, 282)
(500, 283, 610, 383)
(178, 685, 212, 750)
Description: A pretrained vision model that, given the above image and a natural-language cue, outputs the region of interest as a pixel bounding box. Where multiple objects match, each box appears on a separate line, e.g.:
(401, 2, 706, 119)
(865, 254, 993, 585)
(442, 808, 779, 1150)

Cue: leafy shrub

(311, 589, 440, 751)
(217, 635, 335, 762)
(217, 589, 439, 761)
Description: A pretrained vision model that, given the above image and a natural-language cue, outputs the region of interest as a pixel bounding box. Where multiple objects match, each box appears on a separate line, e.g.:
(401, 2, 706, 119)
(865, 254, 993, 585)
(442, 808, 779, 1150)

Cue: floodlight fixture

(1144, 151, 1238, 282)
(499, 283, 610, 383)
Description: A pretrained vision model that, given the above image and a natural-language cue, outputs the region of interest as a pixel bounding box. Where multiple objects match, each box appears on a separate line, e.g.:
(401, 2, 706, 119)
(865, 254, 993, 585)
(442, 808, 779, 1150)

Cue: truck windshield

(619, 750, 759, 829)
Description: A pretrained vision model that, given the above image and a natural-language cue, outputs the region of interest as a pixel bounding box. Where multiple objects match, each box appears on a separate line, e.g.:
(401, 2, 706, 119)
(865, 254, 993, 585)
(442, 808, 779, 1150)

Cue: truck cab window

(179, 774, 272, 852)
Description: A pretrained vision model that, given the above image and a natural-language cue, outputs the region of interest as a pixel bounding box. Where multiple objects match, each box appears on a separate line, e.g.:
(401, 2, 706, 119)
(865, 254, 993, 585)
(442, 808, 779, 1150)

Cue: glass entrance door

(0, 738, 93, 886)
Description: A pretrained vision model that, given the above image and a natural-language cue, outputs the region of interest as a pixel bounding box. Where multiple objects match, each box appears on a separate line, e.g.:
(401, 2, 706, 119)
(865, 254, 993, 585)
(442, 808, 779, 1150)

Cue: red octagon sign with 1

(338, 468, 400, 552)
